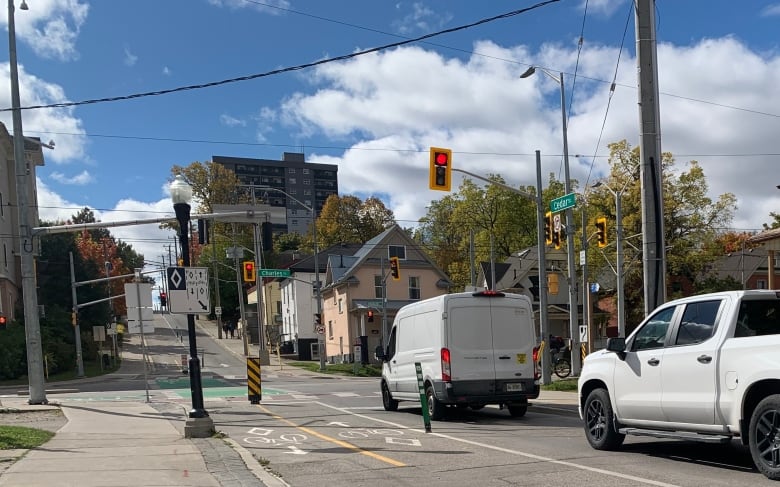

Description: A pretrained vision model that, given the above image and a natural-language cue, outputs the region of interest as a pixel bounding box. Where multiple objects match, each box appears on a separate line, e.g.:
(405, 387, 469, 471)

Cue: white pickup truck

(578, 290, 780, 480)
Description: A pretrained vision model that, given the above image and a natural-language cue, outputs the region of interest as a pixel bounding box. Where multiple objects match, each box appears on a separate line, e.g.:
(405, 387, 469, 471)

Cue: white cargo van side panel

(395, 309, 440, 396)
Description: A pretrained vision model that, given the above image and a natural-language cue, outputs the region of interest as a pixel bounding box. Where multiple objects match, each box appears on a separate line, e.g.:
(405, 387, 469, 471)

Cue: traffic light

(0, 316, 6, 330)
(243, 261, 256, 282)
(429, 147, 452, 191)
(367, 310, 374, 322)
(314, 313, 323, 333)
(389, 256, 401, 281)
(544, 211, 553, 245)
(595, 217, 608, 248)
(552, 226, 562, 249)
(71, 311, 77, 327)
(159, 292, 167, 307)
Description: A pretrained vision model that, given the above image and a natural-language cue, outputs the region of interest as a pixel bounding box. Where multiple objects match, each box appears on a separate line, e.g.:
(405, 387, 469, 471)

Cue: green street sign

(550, 193, 576, 213)
(259, 269, 291, 278)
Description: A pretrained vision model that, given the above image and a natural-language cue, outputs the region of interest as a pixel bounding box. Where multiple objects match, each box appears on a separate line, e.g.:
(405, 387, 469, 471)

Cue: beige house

(0, 124, 46, 322)
(320, 224, 451, 363)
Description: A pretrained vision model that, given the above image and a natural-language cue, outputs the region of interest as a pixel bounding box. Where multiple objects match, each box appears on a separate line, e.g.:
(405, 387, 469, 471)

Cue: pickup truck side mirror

(606, 337, 627, 360)
(375, 345, 386, 361)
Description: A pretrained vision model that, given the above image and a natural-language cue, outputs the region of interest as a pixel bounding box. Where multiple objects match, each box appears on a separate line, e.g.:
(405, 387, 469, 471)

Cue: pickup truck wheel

(584, 388, 625, 450)
(425, 384, 446, 421)
(749, 394, 780, 480)
(381, 382, 398, 411)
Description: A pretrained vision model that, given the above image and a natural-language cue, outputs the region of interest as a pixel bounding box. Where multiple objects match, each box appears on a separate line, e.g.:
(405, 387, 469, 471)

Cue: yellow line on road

(256, 404, 406, 467)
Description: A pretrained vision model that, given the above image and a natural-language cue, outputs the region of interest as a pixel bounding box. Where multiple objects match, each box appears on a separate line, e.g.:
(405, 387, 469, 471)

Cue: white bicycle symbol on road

(243, 427, 307, 446)
(337, 428, 403, 439)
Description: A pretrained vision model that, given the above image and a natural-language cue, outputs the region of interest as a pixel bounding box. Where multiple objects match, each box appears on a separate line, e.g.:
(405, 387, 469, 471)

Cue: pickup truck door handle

(498, 355, 510, 360)
(697, 355, 712, 364)
(647, 358, 660, 366)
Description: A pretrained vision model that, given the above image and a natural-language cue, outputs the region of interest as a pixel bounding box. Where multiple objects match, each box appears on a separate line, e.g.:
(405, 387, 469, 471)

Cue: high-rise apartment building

(213, 153, 338, 235)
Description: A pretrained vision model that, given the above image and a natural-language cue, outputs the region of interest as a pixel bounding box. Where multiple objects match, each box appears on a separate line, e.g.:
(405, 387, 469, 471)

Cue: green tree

(315, 195, 395, 247)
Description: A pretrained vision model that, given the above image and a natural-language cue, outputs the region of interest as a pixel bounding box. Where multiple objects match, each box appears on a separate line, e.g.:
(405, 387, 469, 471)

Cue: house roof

(288, 242, 362, 274)
(323, 223, 452, 290)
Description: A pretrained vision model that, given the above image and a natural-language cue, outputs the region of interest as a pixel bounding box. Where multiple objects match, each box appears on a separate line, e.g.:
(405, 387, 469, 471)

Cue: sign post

(415, 362, 432, 433)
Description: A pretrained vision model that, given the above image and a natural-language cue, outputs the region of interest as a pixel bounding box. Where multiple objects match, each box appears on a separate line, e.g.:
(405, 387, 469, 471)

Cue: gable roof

(288, 242, 362, 274)
(323, 223, 452, 289)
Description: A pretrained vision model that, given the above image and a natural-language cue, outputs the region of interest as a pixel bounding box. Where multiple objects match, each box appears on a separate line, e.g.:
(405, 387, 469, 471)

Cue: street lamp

(592, 181, 627, 338)
(8, 0, 47, 404)
(255, 187, 325, 371)
(521, 65, 581, 375)
(170, 175, 212, 431)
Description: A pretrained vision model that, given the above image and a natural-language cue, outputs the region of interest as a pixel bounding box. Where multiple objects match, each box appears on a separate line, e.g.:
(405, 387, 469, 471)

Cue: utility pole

(635, 0, 667, 314)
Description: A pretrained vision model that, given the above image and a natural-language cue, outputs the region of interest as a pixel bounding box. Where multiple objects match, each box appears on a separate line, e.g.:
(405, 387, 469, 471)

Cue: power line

(0, 1, 560, 113)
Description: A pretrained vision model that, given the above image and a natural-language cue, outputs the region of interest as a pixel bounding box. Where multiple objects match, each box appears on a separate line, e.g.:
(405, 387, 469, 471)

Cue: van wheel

(583, 388, 625, 450)
(425, 384, 445, 420)
(749, 394, 780, 480)
(508, 399, 528, 418)
(381, 382, 398, 411)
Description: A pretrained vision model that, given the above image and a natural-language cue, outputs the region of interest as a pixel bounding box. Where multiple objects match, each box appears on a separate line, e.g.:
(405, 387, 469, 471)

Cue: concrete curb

(223, 437, 291, 487)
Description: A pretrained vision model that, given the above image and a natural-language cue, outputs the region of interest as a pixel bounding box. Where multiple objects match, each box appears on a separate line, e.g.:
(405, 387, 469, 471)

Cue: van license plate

(506, 383, 523, 392)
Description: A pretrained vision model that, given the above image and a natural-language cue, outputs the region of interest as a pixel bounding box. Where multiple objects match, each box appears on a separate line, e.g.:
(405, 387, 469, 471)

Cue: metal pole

(174, 201, 208, 418)
(559, 72, 581, 376)
(253, 222, 265, 354)
(134, 269, 150, 403)
(381, 256, 388, 346)
(581, 206, 591, 354)
(211, 228, 223, 339)
(615, 190, 626, 337)
(233, 224, 248, 356)
(313, 214, 325, 371)
(9, 0, 46, 404)
(69, 252, 85, 377)
(535, 151, 551, 385)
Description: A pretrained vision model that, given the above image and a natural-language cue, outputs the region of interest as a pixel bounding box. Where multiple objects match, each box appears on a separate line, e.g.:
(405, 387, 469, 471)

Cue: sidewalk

(0, 328, 285, 487)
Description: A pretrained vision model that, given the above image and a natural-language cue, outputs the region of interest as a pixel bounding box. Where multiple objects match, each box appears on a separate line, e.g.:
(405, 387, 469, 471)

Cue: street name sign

(550, 193, 576, 213)
(259, 268, 291, 278)
(167, 267, 211, 314)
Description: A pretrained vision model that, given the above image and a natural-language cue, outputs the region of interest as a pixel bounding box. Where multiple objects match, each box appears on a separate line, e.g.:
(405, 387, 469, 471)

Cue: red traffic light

(244, 262, 254, 271)
(0, 316, 6, 326)
(434, 152, 449, 166)
(367, 310, 374, 322)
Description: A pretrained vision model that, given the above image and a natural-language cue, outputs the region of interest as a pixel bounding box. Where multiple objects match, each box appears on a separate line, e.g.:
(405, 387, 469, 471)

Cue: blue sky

(3, 0, 780, 264)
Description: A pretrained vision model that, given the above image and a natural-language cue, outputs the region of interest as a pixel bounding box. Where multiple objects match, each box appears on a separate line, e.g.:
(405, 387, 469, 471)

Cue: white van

(376, 291, 540, 419)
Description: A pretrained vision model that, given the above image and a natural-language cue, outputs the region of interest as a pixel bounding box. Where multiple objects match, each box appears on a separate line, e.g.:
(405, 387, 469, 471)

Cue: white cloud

(392, 2, 451, 35)
(207, 0, 290, 14)
(219, 114, 246, 127)
(163, 66, 171, 76)
(123, 46, 138, 67)
(280, 38, 780, 232)
(49, 170, 94, 185)
(37, 178, 178, 270)
(0, 62, 87, 164)
(761, 4, 780, 16)
(2, 0, 90, 61)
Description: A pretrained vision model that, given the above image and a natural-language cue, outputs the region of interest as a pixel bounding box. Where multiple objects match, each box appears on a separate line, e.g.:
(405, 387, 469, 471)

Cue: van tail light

(532, 346, 541, 380)
(441, 348, 451, 382)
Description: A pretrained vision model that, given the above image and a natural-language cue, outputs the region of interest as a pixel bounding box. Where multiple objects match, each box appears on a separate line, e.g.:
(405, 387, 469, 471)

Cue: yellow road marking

(256, 404, 406, 467)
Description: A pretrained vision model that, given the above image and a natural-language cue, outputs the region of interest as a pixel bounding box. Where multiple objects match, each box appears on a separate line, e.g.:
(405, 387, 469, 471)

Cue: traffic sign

(259, 268, 291, 278)
(550, 193, 576, 213)
(166, 267, 211, 314)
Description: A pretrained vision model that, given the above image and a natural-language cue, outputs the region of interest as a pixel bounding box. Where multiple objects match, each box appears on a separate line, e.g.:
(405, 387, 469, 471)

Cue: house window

(289, 178, 297, 185)
(291, 219, 298, 225)
(288, 168, 296, 174)
(409, 276, 420, 300)
(303, 179, 311, 185)
(302, 168, 310, 174)
(374, 275, 382, 298)
(338, 298, 343, 314)
(289, 189, 297, 195)
(328, 321, 333, 338)
(388, 245, 406, 260)
(758, 279, 767, 289)
(304, 189, 312, 196)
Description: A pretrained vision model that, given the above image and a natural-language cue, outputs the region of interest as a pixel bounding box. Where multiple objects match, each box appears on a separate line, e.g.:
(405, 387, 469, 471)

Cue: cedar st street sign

(550, 193, 576, 213)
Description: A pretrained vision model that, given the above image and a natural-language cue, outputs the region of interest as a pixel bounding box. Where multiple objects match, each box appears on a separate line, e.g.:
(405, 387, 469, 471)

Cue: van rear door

(447, 292, 535, 396)
(490, 297, 535, 384)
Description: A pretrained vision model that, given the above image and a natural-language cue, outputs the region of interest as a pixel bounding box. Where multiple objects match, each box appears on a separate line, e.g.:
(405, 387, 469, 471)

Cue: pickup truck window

(674, 300, 721, 345)
(735, 300, 780, 337)
(631, 306, 675, 351)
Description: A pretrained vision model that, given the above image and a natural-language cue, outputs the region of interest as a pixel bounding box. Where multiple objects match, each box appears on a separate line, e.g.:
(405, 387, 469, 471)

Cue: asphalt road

(9, 313, 774, 487)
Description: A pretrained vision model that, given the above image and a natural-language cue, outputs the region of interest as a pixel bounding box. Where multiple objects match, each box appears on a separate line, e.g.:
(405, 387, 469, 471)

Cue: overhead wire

(0, 0, 560, 113)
